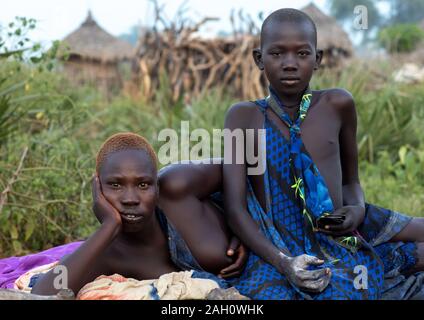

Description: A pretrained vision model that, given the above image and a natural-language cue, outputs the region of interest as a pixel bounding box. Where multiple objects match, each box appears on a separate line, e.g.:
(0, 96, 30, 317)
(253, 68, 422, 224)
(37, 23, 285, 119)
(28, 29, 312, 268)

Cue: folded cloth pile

(76, 271, 219, 300)
(14, 263, 219, 300)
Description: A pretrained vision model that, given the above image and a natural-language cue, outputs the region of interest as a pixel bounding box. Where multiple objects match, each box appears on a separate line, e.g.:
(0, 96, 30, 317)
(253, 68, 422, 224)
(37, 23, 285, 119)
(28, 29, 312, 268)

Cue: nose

(120, 187, 140, 206)
(282, 53, 298, 71)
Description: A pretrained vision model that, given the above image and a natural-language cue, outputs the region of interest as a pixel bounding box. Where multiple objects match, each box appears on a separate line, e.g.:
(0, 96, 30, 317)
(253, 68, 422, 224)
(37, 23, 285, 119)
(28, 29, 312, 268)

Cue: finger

(303, 276, 330, 293)
(91, 174, 98, 200)
(297, 267, 330, 281)
(318, 227, 351, 237)
(303, 255, 324, 266)
(300, 270, 331, 292)
(238, 245, 249, 265)
(332, 207, 349, 216)
(221, 246, 248, 275)
(307, 268, 331, 280)
(226, 236, 240, 256)
(96, 174, 105, 194)
(219, 258, 242, 275)
(322, 219, 353, 232)
(219, 270, 241, 279)
(220, 263, 238, 275)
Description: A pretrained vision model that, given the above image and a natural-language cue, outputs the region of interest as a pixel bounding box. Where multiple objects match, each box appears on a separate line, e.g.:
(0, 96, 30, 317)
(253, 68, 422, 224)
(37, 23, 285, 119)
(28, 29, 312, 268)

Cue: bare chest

(103, 243, 178, 280)
(248, 100, 344, 209)
(265, 105, 340, 157)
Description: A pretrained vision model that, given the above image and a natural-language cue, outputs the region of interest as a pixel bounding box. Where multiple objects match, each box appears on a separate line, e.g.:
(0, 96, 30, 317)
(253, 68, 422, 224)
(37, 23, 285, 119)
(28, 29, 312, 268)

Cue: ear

(252, 48, 264, 71)
(314, 49, 323, 70)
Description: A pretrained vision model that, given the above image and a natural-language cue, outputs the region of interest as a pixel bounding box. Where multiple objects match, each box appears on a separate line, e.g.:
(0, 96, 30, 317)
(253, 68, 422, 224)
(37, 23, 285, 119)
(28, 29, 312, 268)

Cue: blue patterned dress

(226, 88, 418, 300)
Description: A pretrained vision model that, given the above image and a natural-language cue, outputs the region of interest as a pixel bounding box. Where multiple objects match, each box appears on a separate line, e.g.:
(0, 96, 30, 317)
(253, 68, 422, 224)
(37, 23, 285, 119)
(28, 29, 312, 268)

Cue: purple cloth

(0, 241, 82, 289)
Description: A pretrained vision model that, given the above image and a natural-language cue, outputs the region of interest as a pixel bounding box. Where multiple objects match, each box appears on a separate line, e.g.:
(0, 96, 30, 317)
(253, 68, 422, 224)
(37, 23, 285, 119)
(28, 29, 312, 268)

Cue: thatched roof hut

(61, 11, 134, 94)
(301, 3, 353, 67)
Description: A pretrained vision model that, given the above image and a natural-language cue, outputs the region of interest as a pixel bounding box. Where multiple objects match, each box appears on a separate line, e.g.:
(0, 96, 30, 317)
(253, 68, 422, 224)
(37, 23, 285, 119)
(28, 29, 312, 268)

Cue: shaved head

(96, 132, 158, 173)
(261, 8, 317, 49)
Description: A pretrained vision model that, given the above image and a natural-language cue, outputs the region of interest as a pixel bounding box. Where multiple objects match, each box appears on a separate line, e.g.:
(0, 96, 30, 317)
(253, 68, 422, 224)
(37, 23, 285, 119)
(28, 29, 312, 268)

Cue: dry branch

(0, 147, 28, 215)
(130, 2, 267, 103)
(129, 1, 350, 103)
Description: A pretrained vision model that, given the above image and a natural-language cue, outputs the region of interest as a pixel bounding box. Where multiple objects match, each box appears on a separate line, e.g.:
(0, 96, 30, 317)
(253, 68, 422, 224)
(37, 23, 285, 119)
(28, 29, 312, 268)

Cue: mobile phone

(316, 214, 345, 229)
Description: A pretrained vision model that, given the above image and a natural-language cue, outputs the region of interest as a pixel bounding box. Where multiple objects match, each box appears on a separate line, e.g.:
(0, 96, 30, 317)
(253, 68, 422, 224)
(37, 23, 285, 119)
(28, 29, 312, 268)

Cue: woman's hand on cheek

(91, 174, 122, 232)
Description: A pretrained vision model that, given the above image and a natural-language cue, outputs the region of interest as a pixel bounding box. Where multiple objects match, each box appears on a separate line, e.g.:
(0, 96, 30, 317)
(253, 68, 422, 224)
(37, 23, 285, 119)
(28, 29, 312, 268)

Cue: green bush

(378, 23, 424, 53)
(361, 145, 424, 216)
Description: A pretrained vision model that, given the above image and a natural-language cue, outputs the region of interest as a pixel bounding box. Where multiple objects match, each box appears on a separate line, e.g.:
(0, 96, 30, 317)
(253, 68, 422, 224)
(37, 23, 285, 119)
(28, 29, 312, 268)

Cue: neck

(270, 85, 308, 108)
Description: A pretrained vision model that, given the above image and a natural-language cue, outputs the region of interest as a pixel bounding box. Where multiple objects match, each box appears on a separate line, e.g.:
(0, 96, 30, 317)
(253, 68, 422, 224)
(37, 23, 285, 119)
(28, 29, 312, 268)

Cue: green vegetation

(378, 24, 424, 53)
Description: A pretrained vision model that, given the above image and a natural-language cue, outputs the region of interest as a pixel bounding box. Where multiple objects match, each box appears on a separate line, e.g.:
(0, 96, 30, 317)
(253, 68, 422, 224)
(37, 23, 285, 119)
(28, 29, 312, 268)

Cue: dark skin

(222, 19, 424, 291)
(32, 150, 247, 296)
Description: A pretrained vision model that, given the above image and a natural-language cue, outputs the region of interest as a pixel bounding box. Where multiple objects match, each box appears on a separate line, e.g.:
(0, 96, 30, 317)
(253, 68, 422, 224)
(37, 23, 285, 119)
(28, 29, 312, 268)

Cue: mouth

(120, 213, 144, 224)
(280, 77, 300, 86)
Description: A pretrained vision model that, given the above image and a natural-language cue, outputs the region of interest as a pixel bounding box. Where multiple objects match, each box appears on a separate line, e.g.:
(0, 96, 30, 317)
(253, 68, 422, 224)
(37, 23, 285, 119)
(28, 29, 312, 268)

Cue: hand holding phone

(316, 214, 345, 230)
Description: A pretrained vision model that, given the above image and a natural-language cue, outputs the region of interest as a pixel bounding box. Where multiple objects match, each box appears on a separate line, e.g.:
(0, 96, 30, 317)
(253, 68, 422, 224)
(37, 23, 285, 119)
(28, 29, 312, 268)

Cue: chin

(122, 223, 144, 233)
(278, 83, 308, 96)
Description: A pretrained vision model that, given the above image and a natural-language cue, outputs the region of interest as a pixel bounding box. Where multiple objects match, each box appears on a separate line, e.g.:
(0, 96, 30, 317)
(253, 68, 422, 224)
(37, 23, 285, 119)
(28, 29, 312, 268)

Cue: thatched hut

(301, 3, 353, 67)
(61, 11, 134, 93)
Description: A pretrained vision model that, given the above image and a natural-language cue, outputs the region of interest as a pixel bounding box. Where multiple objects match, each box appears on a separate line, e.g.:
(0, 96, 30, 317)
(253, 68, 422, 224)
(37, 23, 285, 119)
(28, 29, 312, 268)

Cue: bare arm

(32, 176, 121, 296)
(223, 103, 283, 268)
(339, 92, 365, 209)
(320, 90, 365, 236)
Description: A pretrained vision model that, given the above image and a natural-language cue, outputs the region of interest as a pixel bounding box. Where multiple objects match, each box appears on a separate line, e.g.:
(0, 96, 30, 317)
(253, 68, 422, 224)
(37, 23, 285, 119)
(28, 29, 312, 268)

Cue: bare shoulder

(318, 88, 356, 121)
(319, 88, 355, 110)
(225, 100, 263, 129)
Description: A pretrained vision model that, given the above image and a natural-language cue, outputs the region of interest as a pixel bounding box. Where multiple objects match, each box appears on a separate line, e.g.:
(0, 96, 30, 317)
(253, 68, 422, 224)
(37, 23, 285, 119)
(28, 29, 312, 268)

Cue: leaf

(398, 145, 408, 165)
(10, 225, 18, 240)
(12, 240, 22, 254)
(24, 220, 35, 241)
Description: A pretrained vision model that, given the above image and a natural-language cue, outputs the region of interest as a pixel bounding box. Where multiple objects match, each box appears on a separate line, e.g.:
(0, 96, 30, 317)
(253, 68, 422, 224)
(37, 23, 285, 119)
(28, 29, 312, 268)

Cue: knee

(396, 217, 424, 243)
(158, 166, 191, 200)
(414, 218, 424, 242)
(412, 218, 424, 242)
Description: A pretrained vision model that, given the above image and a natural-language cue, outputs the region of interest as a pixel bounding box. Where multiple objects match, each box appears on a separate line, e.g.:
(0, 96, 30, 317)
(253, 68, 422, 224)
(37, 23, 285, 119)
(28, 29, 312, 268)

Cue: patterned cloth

(224, 88, 420, 300)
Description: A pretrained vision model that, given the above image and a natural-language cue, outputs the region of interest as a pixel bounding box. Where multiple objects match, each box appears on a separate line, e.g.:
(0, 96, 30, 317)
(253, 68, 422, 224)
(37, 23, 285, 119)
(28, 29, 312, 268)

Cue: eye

(298, 51, 310, 57)
(108, 182, 121, 189)
(271, 52, 280, 56)
(138, 182, 149, 189)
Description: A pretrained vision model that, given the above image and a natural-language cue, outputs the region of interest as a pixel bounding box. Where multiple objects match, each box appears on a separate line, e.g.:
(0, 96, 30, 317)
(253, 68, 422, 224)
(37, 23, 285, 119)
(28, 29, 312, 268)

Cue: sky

(0, 0, 328, 43)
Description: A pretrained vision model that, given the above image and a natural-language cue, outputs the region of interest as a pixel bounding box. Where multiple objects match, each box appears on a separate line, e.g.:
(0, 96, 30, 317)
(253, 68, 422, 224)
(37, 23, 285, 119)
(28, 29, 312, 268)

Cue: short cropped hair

(261, 8, 317, 48)
(96, 132, 158, 173)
